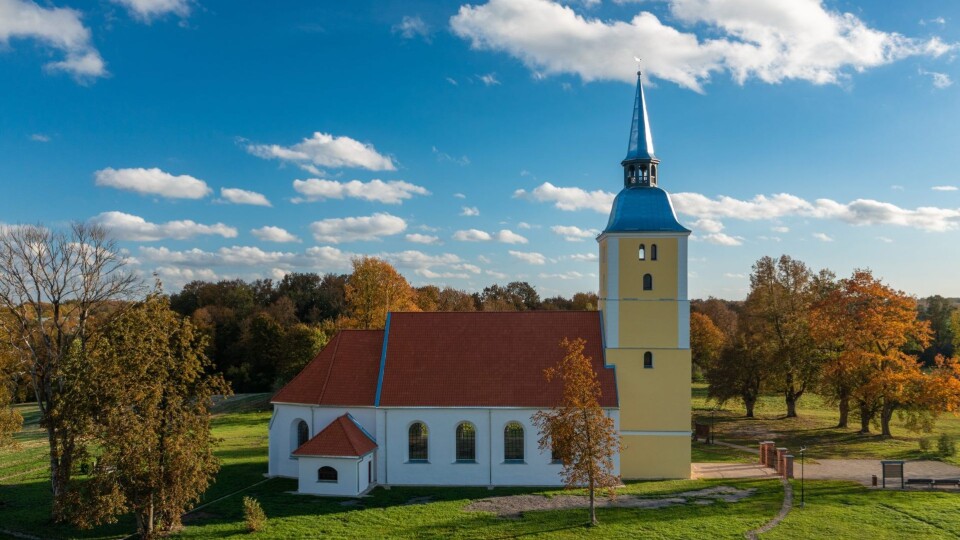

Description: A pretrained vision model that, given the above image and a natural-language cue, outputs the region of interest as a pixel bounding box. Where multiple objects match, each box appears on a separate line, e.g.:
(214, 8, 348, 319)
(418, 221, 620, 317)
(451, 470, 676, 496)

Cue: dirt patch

(465, 486, 756, 519)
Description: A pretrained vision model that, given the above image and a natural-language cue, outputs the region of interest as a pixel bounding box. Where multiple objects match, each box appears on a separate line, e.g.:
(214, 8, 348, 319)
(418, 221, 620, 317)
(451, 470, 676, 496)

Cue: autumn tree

(344, 257, 419, 329)
(742, 256, 828, 417)
(690, 312, 726, 380)
(533, 338, 621, 526)
(0, 223, 140, 518)
(812, 270, 933, 434)
(436, 286, 477, 311)
(706, 328, 767, 418)
(70, 294, 229, 537)
(0, 337, 22, 446)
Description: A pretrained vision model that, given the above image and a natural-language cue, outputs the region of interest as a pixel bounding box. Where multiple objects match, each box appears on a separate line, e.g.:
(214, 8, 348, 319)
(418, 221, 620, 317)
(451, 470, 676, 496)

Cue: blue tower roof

(604, 187, 690, 233)
(624, 72, 656, 162)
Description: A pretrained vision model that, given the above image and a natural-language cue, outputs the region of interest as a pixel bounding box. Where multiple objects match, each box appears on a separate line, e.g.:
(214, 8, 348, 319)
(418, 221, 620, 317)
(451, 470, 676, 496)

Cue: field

(692, 383, 960, 465)
(1, 388, 959, 538)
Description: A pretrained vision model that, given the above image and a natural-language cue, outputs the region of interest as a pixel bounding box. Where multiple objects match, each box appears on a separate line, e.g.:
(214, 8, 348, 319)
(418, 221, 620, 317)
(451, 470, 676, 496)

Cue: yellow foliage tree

(344, 257, 419, 329)
(533, 338, 621, 526)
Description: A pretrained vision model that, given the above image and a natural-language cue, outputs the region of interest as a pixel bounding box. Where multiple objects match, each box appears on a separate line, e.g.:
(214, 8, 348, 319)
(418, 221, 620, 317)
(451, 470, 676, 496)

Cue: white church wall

(375, 408, 620, 487)
(268, 403, 376, 478)
(297, 453, 373, 497)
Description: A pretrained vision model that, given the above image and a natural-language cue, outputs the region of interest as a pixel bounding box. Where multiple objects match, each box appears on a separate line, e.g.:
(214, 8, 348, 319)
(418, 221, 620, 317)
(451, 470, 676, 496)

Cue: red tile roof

(293, 414, 377, 458)
(272, 312, 617, 409)
(272, 330, 383, 406)
(378, 311, 617, 408)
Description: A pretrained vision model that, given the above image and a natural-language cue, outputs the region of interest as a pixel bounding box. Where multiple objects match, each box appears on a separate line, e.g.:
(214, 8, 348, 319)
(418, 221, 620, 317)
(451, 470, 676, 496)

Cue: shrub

(937, 434, 956, 457)
(919, 437, 932, 454)
(243, 496, 267, 532)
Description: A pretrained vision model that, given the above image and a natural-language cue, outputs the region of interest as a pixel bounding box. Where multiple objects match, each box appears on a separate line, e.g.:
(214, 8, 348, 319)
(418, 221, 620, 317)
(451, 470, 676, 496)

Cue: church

(267, 72, 692, 496)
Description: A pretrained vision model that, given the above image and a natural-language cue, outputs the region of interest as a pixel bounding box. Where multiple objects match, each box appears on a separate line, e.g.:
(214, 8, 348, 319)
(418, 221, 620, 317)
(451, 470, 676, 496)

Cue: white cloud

(221, 187, 272, 207)
(0, 0, 107, 80)
(91, 211, 237, 241)
(551, 225, 599, 241)
(772, 226, 790, 233)
(247, 132, 396, 172)
(392, 15, 431, 41)
(517, 221, 533, 229)
(690, 218, 724, 234)
(454, 193, 467, 199)
(479, 72, 501, 85)
(251, 226, 300, 243)
(446, 77, 459, 85)
(433, 146, 470, 165)
(486, 269, 509, 279)
(876, 236, 894, 243)
(539, 271, 588, 280)
(292, 178, 429, 204)
(566, 252, 598, 262)
(406, 233, 441, 244)
(697, 232, 743, 246)
(29, 133, 50, 142)
(139, 245, 355, 271)
(514, 182, 615, 213)
(813, 232, 834, 242)
(461, 206, 481, 216)
(110, 0, 190, 21)
(309, 213, 407, 243)
(153, 266, 218, 289)
(94, 167, 211, 199)
(509, 250, 547, 265)
(477, 255, 492, 264)
(496, 229, 528, 244)
(673, 192, 960, 232)
(932, 185, 958, 191)
(723, 272, 746, 278)
(453, 229, 493, 242)
(919, 69, 953, 89)
(451, 0, 954, 92)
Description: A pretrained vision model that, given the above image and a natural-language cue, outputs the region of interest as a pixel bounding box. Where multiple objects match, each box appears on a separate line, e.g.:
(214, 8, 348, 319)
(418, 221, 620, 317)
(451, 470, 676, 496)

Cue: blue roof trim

(345, 412, 377, 444)
(374, 313, 391, 407)
(604, 187, 690, 233)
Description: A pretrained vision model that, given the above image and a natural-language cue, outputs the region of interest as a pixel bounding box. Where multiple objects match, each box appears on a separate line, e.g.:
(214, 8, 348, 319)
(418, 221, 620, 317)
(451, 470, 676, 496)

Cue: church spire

(621, 71, 660, 189)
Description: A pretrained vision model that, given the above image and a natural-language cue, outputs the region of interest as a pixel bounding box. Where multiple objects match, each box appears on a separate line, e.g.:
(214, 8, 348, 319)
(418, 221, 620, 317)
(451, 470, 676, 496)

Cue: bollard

(784, 455, 794, 479)
(872, 474, 878, 487)
(760, 441, 774, 466)
(776, 448, 788, 474)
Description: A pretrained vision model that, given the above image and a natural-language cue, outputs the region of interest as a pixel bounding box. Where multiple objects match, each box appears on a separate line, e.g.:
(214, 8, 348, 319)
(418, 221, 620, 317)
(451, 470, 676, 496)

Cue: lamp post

(800, 446, 806, 508)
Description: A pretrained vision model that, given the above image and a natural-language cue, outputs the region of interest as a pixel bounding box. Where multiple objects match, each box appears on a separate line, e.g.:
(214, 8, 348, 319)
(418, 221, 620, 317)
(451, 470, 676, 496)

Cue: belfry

(598, 71, 692, 479)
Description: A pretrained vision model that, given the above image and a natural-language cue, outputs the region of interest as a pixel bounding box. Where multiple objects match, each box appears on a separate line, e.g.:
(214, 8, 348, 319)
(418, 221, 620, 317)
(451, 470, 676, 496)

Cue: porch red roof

(292, 414, 377, 458)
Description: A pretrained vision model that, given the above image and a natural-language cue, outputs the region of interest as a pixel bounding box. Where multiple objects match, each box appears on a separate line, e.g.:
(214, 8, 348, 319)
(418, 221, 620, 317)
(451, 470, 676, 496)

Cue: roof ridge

(316, 332, 343, 404)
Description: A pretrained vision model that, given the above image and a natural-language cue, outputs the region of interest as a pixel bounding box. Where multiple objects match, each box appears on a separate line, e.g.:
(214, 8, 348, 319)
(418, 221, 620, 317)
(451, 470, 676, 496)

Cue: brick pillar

(776, 448, 788, 474)
(759, 441, 774, 466)
(784, 455, 794, 479)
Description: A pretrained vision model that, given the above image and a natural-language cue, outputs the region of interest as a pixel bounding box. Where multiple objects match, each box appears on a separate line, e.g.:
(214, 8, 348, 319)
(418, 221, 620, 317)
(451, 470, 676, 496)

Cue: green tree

(533, 338, 621, 526)
(70, 294, 229, 537)
(743, 255, 826, 417)
(0, 223, 140, 519)
(275, 324, 328, 387)
(919, 295, 956, 363)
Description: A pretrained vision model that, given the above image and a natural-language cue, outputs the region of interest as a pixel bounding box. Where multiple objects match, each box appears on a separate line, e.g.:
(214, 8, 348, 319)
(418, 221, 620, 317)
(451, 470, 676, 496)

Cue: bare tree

(0, 223, 140, 520)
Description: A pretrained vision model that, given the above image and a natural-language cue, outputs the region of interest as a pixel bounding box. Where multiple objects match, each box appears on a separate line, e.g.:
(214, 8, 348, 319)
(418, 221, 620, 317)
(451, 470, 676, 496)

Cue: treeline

(691, 255, 960, 437)
(169, 256, 600, 393)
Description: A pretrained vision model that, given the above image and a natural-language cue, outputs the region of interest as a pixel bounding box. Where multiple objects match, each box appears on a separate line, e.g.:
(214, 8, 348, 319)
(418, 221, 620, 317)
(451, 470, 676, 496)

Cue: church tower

(599, 71, 691, 479)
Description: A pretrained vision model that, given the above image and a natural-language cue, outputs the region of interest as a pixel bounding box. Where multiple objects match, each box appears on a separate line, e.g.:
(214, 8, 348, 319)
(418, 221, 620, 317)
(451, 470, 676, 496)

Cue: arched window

(651, 164, 657, 184)
(628, 165, 636, 184)
(456, 422, 476, 462)
(551, 444, 563, 463)
(504, 422, 525, 462)
(651, 244, 658, 261)
(318, 466, 338, 482)
(638, 244, 646, 261)
(297, 420, 309, 448)
(643, 273, 653, 291)
(408, 422, 428, 461)
(644, 351, 654, 369)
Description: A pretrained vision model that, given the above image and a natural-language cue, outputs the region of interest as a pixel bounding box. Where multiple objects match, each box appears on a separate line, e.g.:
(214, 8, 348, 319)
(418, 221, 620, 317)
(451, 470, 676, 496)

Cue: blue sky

(2, 0, 959, 300)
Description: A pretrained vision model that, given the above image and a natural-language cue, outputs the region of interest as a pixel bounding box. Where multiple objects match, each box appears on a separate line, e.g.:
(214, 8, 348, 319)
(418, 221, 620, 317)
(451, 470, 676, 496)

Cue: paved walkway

(692, 462, 778, 480)
(693, 459, 960, 486)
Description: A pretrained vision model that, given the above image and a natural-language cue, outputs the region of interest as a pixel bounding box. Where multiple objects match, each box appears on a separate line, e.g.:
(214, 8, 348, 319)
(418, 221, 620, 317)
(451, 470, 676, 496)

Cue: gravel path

(744, 477, 792, 540)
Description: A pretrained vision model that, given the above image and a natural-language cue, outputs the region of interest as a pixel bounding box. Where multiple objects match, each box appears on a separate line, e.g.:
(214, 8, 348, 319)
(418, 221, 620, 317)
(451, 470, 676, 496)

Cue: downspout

(488, 409, 493, 487)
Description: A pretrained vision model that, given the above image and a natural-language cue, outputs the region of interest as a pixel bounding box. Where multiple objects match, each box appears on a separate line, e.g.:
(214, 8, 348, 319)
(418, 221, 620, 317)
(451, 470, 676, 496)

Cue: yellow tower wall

(599, 234, 691, 480)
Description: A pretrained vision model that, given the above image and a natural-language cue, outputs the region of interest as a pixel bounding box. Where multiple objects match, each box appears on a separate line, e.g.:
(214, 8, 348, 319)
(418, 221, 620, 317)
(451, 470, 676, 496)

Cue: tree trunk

(837, 395, 849, 429)
(588, 476, 597, 526)
(785, 391, 798, 418)
(858, 402, 872, 434)
(880, 404, 895, 438)
(743, 394, 756, 418)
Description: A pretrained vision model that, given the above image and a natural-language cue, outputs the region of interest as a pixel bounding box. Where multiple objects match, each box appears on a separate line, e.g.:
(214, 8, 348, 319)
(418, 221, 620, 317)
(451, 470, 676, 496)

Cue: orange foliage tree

(812, 270, 940, 435)
(533, 338, 621, 526)
(344, 257, 419, 329)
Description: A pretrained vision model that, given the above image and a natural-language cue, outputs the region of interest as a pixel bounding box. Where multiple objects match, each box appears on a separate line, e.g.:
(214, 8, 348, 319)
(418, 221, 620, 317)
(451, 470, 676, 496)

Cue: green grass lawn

(3, 389, 960, 538)
(692, 383, 960, 465)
